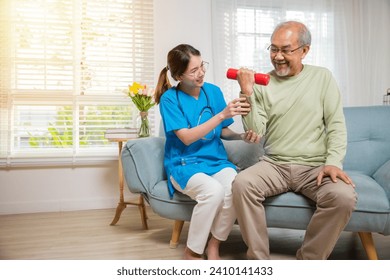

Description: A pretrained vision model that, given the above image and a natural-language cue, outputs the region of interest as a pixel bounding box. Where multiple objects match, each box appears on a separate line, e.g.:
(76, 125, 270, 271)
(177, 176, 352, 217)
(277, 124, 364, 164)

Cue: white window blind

(211, 0, 334, 101)
(0, 0, 154, 167)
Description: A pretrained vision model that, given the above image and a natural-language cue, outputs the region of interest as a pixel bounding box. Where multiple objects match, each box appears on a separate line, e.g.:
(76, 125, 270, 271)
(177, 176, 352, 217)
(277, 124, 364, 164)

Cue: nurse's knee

(198, 181, 225, 204)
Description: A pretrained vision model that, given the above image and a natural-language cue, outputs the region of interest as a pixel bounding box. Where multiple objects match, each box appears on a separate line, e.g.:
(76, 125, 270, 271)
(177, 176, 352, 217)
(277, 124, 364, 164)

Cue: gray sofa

(121, 105, 390, 259)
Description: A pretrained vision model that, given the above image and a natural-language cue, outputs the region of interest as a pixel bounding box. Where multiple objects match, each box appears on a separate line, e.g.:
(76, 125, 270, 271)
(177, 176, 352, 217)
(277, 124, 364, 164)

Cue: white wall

(154, 0, 214, 83)
(0, 164, 119, 214)
(0, 0, 214, 215)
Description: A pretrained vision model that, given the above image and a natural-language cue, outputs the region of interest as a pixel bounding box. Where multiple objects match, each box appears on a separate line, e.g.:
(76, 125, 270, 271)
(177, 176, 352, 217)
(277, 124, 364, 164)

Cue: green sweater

(243, 64, 347, 168)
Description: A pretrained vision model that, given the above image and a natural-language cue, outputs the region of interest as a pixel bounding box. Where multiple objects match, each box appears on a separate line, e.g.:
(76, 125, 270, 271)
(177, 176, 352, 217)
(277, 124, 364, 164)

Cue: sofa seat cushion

(149, 180, 195, 204)
(264, 192, 315, 208)
(148, 180, 195, 221)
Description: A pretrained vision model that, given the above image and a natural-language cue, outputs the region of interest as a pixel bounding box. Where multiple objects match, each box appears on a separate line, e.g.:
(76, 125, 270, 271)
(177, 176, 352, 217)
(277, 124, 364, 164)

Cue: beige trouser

(232, 159, 357, 260)
(171, 167, 237, 255)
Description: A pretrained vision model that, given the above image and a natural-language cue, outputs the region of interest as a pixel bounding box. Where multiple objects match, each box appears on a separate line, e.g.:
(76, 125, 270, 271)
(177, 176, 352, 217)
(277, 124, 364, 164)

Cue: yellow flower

(128, 82, 145, 96)
(127, 82, 155, 112)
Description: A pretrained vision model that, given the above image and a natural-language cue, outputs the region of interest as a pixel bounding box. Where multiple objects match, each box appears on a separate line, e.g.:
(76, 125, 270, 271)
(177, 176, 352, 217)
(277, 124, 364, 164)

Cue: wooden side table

(108, 137, 148, 230)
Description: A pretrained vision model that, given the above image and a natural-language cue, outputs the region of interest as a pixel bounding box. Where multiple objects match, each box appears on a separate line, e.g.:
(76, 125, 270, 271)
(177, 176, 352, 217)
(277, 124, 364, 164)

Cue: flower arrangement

(127, 82, 155, 137)
(127, 82, 155, 112)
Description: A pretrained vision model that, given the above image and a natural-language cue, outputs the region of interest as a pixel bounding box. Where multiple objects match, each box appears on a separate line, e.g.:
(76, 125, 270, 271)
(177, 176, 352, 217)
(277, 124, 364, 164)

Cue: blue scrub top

(159, 82, 236, 197)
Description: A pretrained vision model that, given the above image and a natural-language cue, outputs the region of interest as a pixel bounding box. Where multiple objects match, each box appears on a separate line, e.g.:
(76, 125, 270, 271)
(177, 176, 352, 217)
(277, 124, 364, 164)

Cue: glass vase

(137, 111, 150, 137)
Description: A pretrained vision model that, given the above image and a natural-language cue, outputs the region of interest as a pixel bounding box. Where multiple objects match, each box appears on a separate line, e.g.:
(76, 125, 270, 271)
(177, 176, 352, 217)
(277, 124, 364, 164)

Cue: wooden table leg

(110, 140, 148, 230)
(110, 202, 127, 226)
(110, 199, 147, 228)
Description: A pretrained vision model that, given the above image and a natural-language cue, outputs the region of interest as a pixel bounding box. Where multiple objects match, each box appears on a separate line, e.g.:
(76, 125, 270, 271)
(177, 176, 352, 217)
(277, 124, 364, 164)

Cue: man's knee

(232, 172, 251, 197)
(340, 187, 357, 212)
(320, 184, 357, 212)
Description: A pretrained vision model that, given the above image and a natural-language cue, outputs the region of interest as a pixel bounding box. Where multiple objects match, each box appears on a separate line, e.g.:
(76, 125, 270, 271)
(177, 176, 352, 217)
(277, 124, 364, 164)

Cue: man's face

(269, 26, 309, 77)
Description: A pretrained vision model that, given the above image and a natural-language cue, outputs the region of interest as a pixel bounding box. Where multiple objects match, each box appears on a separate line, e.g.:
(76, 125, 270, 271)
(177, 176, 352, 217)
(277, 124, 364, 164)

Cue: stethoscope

(175, 85, 215, 140)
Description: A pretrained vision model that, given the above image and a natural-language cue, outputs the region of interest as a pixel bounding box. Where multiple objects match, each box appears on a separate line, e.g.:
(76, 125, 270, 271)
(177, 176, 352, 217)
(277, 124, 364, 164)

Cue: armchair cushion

(373, 159, 390, 200)
(223, 139, 263, 171)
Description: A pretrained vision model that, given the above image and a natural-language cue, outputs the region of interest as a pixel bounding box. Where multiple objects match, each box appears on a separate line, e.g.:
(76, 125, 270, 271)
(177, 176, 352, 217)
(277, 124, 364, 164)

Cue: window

(211, 0, 334, 101)
(0, 0, 154, 167)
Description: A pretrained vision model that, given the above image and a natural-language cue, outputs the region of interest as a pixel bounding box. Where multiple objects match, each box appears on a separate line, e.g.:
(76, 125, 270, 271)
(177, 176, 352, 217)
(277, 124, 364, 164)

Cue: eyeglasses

(267, 45, 305, 56)
(183, 61, 209, 78)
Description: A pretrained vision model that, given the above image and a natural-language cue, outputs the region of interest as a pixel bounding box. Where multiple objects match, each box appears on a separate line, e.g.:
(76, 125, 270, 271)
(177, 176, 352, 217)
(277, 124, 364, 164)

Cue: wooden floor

(0, 207, 389, 260)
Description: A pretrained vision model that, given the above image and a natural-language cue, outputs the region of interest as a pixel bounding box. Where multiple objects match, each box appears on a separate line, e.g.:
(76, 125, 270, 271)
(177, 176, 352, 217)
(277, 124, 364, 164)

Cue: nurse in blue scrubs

(154, 44, 260, 260)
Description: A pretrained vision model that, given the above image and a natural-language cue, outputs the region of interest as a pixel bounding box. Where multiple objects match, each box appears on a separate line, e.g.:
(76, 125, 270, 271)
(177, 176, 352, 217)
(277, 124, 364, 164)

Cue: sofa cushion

(264, 192, 315, 208)
(223, 139, 264, 171)
(373, 159, 390, 200)
(347, 171, 390, 213)
(343, 106, 390, 176)
(150, 180, 195, 204)
(148, 180, 195, 221)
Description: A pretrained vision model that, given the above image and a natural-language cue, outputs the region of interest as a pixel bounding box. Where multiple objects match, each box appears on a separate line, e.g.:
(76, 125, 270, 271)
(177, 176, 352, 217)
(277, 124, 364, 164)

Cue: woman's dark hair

(154, 44, 201, 104)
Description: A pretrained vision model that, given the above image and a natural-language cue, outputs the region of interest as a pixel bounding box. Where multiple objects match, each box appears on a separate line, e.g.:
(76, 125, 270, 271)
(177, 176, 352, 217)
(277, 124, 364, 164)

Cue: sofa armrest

(121, 137, 166, 195)
(373, 159, 390, 200)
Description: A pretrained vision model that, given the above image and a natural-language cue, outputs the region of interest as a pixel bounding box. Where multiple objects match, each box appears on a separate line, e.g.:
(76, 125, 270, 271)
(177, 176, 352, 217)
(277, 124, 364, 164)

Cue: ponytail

(154, 67, 172, 104)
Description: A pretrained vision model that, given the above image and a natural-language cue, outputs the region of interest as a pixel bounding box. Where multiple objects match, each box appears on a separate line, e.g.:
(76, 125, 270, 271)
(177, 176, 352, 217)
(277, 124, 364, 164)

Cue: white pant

(171, 167, 237, 254)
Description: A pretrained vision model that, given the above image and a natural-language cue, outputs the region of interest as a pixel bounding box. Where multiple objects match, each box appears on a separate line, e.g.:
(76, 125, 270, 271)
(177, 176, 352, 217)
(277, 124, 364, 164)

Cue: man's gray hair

(272, 21, 312, 46)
